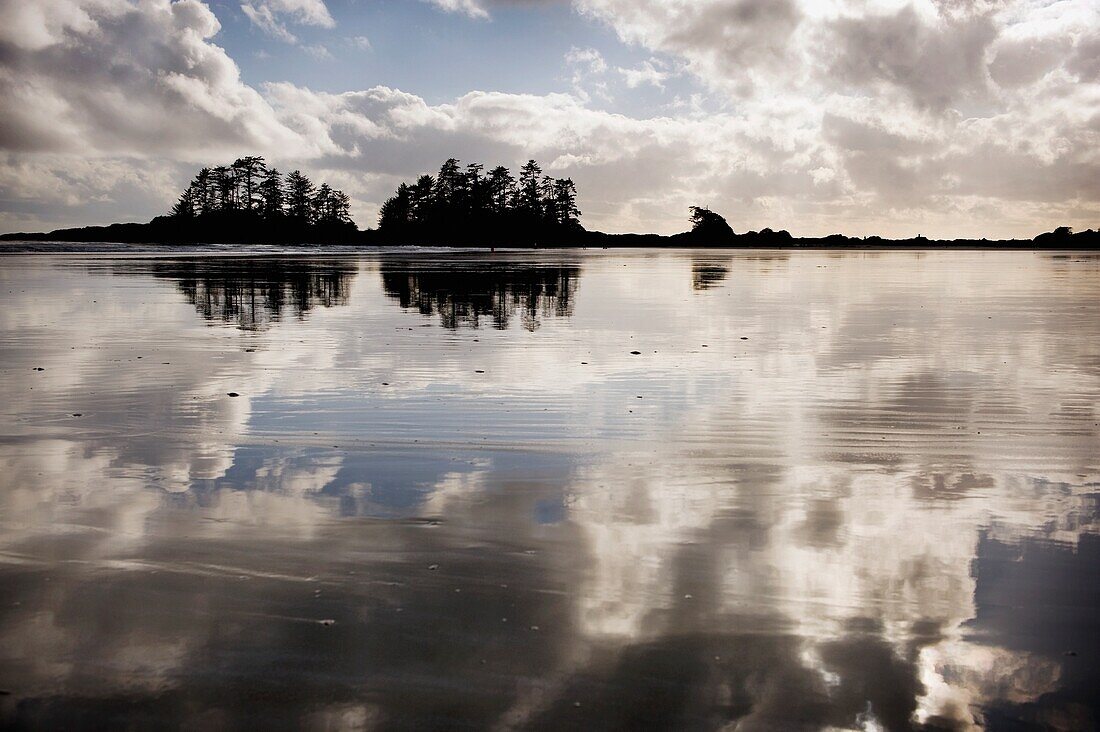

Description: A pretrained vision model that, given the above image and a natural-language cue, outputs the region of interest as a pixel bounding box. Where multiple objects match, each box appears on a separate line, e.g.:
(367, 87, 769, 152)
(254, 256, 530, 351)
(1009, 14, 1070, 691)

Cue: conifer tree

(258, 168, 284, 219)
(285, 170, 315, 221)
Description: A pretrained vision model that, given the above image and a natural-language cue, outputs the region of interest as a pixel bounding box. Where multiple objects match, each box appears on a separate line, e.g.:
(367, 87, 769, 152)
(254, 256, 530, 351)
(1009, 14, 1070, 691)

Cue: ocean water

(0, 249, 1097, 730)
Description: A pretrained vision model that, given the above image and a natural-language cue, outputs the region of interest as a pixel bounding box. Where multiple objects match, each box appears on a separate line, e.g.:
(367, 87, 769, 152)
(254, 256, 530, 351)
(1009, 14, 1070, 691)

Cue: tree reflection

(380, 261, 580, 330)
(691, 256, 731, 291)
(118, 258, 358, 330)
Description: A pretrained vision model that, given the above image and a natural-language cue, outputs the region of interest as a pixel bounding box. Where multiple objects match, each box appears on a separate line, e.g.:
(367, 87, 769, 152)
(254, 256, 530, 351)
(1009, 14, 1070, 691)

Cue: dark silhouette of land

(2, 156, 1097, 249)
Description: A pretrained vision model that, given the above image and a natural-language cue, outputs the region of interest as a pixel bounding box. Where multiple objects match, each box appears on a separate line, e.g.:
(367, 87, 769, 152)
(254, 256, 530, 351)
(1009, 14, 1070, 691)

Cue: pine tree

(212, 166, 235, 211)
(552, 178, 580, 225)
(409, 175, 435, 225)
(435, 158, 462, 207)
(285, 170, 315, 221)
(539, 175, 557, 222)
(193, 167, 213, 214)
(379, 184, 412, 230)
(171, 187, 196, 218)
(313, 183, 334, 222)
(232, 156, 266, 212)
(517, 160, 543, 216)
(258, 168, 284, 220)
(487, 166, 514, 214)
(332, 190, 352, 224)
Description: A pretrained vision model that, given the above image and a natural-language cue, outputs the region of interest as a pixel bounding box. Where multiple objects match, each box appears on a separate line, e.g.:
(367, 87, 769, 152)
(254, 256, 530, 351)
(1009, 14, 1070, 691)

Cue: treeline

(170, 157, 353, 228)
(376, 159, 582, 244)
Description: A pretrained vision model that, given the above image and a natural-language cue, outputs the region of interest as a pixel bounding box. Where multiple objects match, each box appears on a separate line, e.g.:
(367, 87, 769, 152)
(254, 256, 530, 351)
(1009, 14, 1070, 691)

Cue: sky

(0, 0, 1097, 238)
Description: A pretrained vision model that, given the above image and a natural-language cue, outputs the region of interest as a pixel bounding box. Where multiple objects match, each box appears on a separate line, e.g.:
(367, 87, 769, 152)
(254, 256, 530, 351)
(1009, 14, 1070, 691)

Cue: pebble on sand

(630, 351, 641, 355)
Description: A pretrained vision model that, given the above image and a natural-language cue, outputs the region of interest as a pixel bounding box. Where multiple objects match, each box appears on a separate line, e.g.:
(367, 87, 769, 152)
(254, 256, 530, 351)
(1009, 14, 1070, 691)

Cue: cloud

(240, 0, 334, 43)
(828, 5, 998, 111)
(575, 0, 803, 96)
(564, 47, 609, 100)
(0, 0, 313, 158)
(618, 59, 670, 89)
(425, 0, 490, 20)
(303, 43, 333, 60)
(0, 0, 1098, 238)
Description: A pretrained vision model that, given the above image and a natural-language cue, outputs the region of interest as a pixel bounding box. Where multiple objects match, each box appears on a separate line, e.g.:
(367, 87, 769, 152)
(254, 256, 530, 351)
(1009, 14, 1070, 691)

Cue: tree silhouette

(285, 170, 316, 222)
(410, 175, 435, 226)
(213, 166, 234, 211)
(375, 158, 583, 245)
(258, 167, 284, 220)
(379, 183, 412, 232)
(550, 178, 580, 225)
(233, 156, 266, 212)
(516, 160, 543, 216)
(164, 158, 357, 242)
(171, 187, 196, 218)
(487, 166, 514, 214)
(688, 206, 735, 240)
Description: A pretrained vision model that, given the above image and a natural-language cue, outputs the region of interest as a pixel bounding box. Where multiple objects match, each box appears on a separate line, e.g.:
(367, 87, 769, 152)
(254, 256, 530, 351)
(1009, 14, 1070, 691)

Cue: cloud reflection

(0, 250, 1098, 729)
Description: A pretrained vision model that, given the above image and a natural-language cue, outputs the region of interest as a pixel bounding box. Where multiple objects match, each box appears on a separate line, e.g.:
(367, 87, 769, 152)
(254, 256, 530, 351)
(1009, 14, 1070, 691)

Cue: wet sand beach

(0, 249, 1097, 730)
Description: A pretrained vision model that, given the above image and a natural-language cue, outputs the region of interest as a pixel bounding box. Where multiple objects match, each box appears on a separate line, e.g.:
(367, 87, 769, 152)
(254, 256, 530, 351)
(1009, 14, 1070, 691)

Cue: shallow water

(0, 249, 1097, 730)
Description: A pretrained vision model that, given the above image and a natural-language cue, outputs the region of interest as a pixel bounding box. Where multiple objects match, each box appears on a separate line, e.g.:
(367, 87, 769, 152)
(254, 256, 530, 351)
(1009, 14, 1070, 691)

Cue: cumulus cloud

(240, 0, 334, 43)
(0, 0, 1098, 237)
(425, 0, 490, 20)
(618, 59, 671, 89)
(0, 0, 312, 157)
(828, 4, 998, 111)
(564, 47, 609, 100)
(575, 0, 804, 96)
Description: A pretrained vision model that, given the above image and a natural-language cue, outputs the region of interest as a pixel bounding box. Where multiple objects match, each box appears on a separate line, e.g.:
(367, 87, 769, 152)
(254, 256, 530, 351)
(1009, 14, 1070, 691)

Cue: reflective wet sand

(0, 249, 1097, 730)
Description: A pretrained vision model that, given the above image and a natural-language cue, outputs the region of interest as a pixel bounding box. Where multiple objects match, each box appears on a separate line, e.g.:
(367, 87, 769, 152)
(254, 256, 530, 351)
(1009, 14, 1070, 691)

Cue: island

(2, 156, 1097, 249)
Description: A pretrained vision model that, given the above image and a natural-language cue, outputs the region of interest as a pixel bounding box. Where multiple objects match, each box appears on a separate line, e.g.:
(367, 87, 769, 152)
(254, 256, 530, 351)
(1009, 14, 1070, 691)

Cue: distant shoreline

(1, 223, 1097, 251)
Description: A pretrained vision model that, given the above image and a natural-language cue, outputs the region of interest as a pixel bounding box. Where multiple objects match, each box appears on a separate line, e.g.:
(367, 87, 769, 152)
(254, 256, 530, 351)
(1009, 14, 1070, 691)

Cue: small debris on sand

(630, 351, 641, 355)
(33, 367, 44, 371)
(71, 413, 82, 417)
(226, 392, 240, 397)
(318, 619, 335, 626)
(427, 563, 439, 571)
